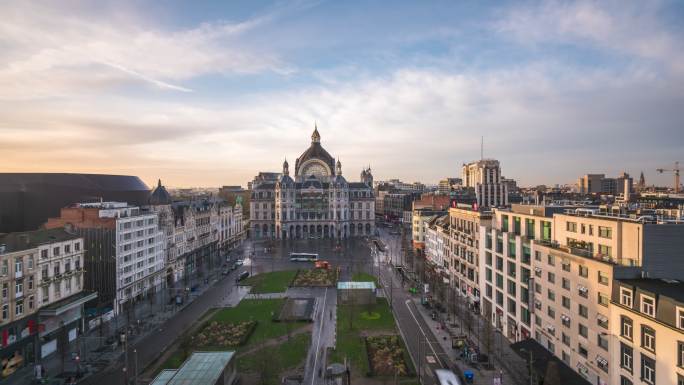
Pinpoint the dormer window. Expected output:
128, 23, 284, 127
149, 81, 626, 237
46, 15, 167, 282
641, 295, 655, 317
620, 287, 633, 307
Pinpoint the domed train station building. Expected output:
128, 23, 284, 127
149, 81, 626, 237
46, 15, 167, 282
249, 126, 375, 239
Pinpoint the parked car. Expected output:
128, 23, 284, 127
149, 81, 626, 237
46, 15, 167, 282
236, 271, 250, 282
221, 269, 230, 276
235, 259, 244, 266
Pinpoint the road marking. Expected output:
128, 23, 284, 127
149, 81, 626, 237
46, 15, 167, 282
405, 299, 444, 368
311, 287, 328, 385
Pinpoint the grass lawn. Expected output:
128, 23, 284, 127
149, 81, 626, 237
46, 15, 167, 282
242, 270, 297, 293
330, 298, 397, 374
351, 272, 382, 288
238, 333, 311, 383
210, 299, 307, 347
159, 299, 307, 372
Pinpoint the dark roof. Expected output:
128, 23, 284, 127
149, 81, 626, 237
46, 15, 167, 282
254, 182, 276, 190
348, 182, 371, 189
0, 228, 80, 253
295, 142, 336, 177
510, 339, 591, 385
618, 278, 684, 304
149, 179, 173, 206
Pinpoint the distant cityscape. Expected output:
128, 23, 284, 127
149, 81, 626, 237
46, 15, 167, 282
0, 126, 682, 385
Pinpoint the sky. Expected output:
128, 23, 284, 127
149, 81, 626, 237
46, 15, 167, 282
1, 0, 683, 188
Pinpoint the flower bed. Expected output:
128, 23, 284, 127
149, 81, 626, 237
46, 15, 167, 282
191, 320, 257, 348
365, 335, 410, 376
291, 269, 336, 287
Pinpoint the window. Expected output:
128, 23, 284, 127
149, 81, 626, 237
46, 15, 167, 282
75, 242, 80, 251
566, 221, 577, 232
28, 276, 33, 290
641, 295, 655, 317
579, 304, 588, 318
598, 271, 609, 285
620, 343, 633, 372
579, 265, 588, 278
598, 333, 608, 350
547, 272, 555, 284
547, 306, 555, 319
507, 261, 516, 278
65, 244, 70, 253
28, 256, 34, 269
678, 307, 684, 330
561, 261, 570, 272
598, 226, 612, 239
547, 254, 555, 266
53, 247, 60, 256
1, 260, 7, 275
562, 296, 571, 309
41, 249, 48, 259
578, 343, 588, 358
621, 316, 633, 340
640, 354, 655, 385
562, 278, 570, 290
579, 324, 588, 338
598, 293, 610, 307
562, 333, 571, 346
598, 244, 612, 257
1, 283, 7, 299
678, 341, 684, 368
641, 326, 655, 352
621, 288, 633, 307
15, 301, 23, 316
547, 289, 555, 301
507, 280, 516, 296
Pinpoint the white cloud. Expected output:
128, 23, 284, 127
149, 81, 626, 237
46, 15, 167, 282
0, 2, 288, 99
495, 1, 684, 74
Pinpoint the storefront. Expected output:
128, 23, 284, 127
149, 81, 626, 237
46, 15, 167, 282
0, 314, 38, 379
38, 291, 96, 360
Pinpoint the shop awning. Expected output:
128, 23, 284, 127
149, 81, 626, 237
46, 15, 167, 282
39, 291, 97, 316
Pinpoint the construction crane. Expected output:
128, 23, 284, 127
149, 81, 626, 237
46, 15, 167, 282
657, 161, 680, 193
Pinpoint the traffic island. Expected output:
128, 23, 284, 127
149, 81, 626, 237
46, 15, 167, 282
329, 298, 417, 383
291, 268, 337, 287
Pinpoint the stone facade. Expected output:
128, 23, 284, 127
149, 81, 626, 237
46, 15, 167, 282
250, 127, 375, 239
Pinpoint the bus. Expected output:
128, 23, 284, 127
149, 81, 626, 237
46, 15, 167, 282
434, 369, 463, 385
289, 252, 319, 262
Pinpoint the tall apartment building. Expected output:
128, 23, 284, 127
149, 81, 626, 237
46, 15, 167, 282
45, 202, 165, 316
450, 207, 491, 310
611, 279, 684, 385
480, 205, 555, 342
0, 228, 94, 379
462, 159, 508, 208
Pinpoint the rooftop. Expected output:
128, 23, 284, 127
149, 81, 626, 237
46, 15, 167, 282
617, 278, 684, 304
149, 351, 235, 385
337, 281, 376, 290
534, 239, 638, 267
0, 228, 80, 254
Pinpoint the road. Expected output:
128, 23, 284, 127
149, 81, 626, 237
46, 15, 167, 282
83, 237, 373, 385
373, 228, 450, 385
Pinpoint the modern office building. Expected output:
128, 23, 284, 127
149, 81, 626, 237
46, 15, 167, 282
45, 202, 164, 316
577, 173, 633, 196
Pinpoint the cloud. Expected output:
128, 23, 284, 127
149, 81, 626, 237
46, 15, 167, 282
0, 2, 289, 99
494, 1, 684, 74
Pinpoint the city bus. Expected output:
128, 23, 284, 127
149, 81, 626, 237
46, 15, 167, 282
289, 252, 319, 262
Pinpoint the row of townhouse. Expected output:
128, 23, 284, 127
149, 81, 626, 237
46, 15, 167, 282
0, 228, 96, 379
421, 202, 684, 385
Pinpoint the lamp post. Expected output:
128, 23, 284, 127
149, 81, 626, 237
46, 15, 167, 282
133, 348, 138, 385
